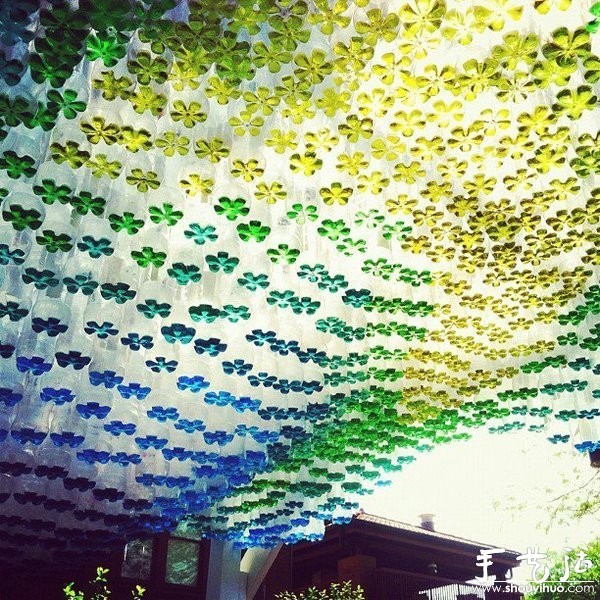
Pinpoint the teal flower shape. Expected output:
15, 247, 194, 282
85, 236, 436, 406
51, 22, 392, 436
184, 223, 218, 245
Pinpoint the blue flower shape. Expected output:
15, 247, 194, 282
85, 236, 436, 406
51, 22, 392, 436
50, 431, 85, 448
135, 474, 155, 486
123, 498, 153, 510
103, 421, 136, 436
0, 243, 25, 266
55, 351, 92, 370
162, 447, 193, 461
16, 355, 52, 375
92, 488, 125, 502
0, 387, 22, 407
273, 379, 292, 394
40, 387, 75, 405
248, 372, 277, 388
117, 382, 151, 399
111, 452, 142, 466
0, 301, 29, 321
177, 375, 210, 393
245, 329, 276, 347
35, 465, 68, 480
11, 428, 47, 445
232, 396, 261, 412
194, 337, 227, 357
76, 449, 111, 465
303, 380, 323, 394
174, 419, 206, 433
63, 274, 99, 295
297, 347, 327, 364
136, 299, 172, 319
147, 406, 179, 422
161, 323, 196, 344
31, 317, 68, 337
121, 332, 154, 351
84, 321, 118, 338
22, 268, 59, 290
0, 342, 15, 358
203, 430, 234, 446
251, 429, 280, 444
222, 359, 253, 376
145, 356, 178, 373
76, 402, 111, 420
280, 425, 309, 441
204, 390, 235, 406
89, 370, 124, 388
257, 406, 281, 420
134, 435, 168, 450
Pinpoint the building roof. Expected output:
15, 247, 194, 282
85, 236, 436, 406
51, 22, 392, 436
353, 512, 521, 560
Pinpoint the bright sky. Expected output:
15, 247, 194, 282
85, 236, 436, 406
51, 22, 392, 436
361, 430, 599, 582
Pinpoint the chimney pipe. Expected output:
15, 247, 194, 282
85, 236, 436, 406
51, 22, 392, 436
419, 513, 435, 531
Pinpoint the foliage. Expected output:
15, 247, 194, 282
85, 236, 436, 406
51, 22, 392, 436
525, 538, 600, 600
275, 581, 365, 600
63, 567, 145, 600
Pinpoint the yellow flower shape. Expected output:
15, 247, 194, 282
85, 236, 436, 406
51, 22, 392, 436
464, 175, 497, 197
204, 75, 241, 105
401, 235, 431, 254
412, 206, 444, 227
336, 152, 369, 175
494, 71, 535, 103
473, 0, 523, 31
419, 180, 452, 203
357, 171, 390, 194
441, 7, 482, 45
333, 37, 375, 72
179, 174, 214, 196
355, 8, 400, 46
394, 71, 430, 106
372, 52, 411, 85
390, 109, 426, 137
338, 114, 373, 141
304, 128, 339, 152
265, 129, 298, 154
473, 108, 510, 137
456, 59, 500, 101
357, 88, 394, 117
393, 161, 425, 184
427, 99, 463, 127
385, 195, 418, 215
437, 158, 467, 182
316, 87, 351, 117
231, 159, 265, 182
228, 110, 264, 136
399, 0, 446, 37
397, 29, 441, 60
533, 0, 571, 14
320, 182, 353, 206
281, 97, 316, 124
255, 181, 287, 204
527, 144, 567, 174
410, 136, 445, 161
289, 152, 323, 176
243, 87, 280, 116
447, 126, 483, 152
293, 49, 333, 85
371, 136, 406, 161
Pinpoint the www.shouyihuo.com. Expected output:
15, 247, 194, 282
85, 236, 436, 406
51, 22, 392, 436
488, 582, 597, 595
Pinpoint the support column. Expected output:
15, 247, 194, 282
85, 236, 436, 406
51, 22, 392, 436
205, 540, 246, 600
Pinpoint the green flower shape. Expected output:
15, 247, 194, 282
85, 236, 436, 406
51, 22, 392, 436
46, 89, 86, 119
205, 252, 239, 274
70, 192, 106, 216
86, 32, 127, 67
168, 263, 202, 285
32, 179, 71, 205
2, 204, 42, 230
108, 212, 145, 235
148, 203, 183, 226
131, 247, 167, 268
36, 230, 73, 253
237, 272, 270, 291
136, 298, 172, 319
77, 236, 114, 258
170, 100, 207, 128
214, 196, 249, 220
266, 244, 301, 264
0, 94, 34, 127
317, 219, 350, 241
184, 223, 218, 245
0, 151, 36, 179
22, 268, 59, 289
128, 51, 170, 85
100, 282, 136, 304
237, 221, 271, 242
542, 27, 591, 67
63, 274, 99, 295
126, 169, 160, 192
286, 203, 318, 223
